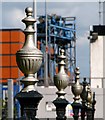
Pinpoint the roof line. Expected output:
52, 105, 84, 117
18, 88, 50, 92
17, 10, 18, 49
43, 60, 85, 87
0, 28, 23, 32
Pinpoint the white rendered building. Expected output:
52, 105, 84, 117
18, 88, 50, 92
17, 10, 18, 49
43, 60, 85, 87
90, 25, 105, 88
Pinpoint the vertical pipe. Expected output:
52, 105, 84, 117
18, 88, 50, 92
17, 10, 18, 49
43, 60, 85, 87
33, 0, 37, 79
8, 79, 14, 119
44, 0, 49, 87
89, 26, 93, 85
50, 60, 54, 83
103, 1, 105, 24
49, 24, 53, 83
67, 44, 70, 74
16, 79, 20, 118
33, 0, 37, 47
10, 31, 11, 79
74, 17, 76, 69
99, 0, 101, 25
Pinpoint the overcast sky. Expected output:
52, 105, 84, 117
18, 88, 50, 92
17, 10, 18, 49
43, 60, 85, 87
1, 1, 103, 78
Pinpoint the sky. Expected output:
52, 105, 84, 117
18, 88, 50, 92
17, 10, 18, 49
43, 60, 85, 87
1, 0, 104, 78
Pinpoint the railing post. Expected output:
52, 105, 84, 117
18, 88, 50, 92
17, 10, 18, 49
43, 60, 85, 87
15, 7, 43, 119
53, 49, 69, 120
71, 67, 83, 120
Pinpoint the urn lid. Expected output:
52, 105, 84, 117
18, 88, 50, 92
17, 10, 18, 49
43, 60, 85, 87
16, 7, 43, 57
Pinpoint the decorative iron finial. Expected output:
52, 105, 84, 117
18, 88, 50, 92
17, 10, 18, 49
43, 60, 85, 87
71, 67, 83, 103
80, 78, 88, 120
54, 49, 69, 99
87, 85, 92, 108
16, 7, 43, 92
53, 49, 69, 120
15, 7, 43, 119
86, 85, 93, 119
80, 78, 88, 102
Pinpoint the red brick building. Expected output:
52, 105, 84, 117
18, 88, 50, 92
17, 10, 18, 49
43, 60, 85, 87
0, 29, 24, 84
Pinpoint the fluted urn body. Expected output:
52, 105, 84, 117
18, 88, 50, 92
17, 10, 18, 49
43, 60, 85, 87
16, 7, 43, 92
71, 67, 83, 102
54, 49, 69, 98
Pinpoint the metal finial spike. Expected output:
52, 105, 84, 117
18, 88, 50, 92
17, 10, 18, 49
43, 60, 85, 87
87, 84, 91, 91
75, 67, 80, 80
82, 77, 87, 86
75, 67, 80, 74
87, 84, 91, 94
25, 7, 33, 16
58, 49, 66, 60
76, 67, 79, 70
84, 77, 86, 82
60, 49, 65, 55
22, 7, 35, 34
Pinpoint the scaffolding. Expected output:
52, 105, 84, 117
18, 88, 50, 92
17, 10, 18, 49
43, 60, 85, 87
37, 14, 76, 86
